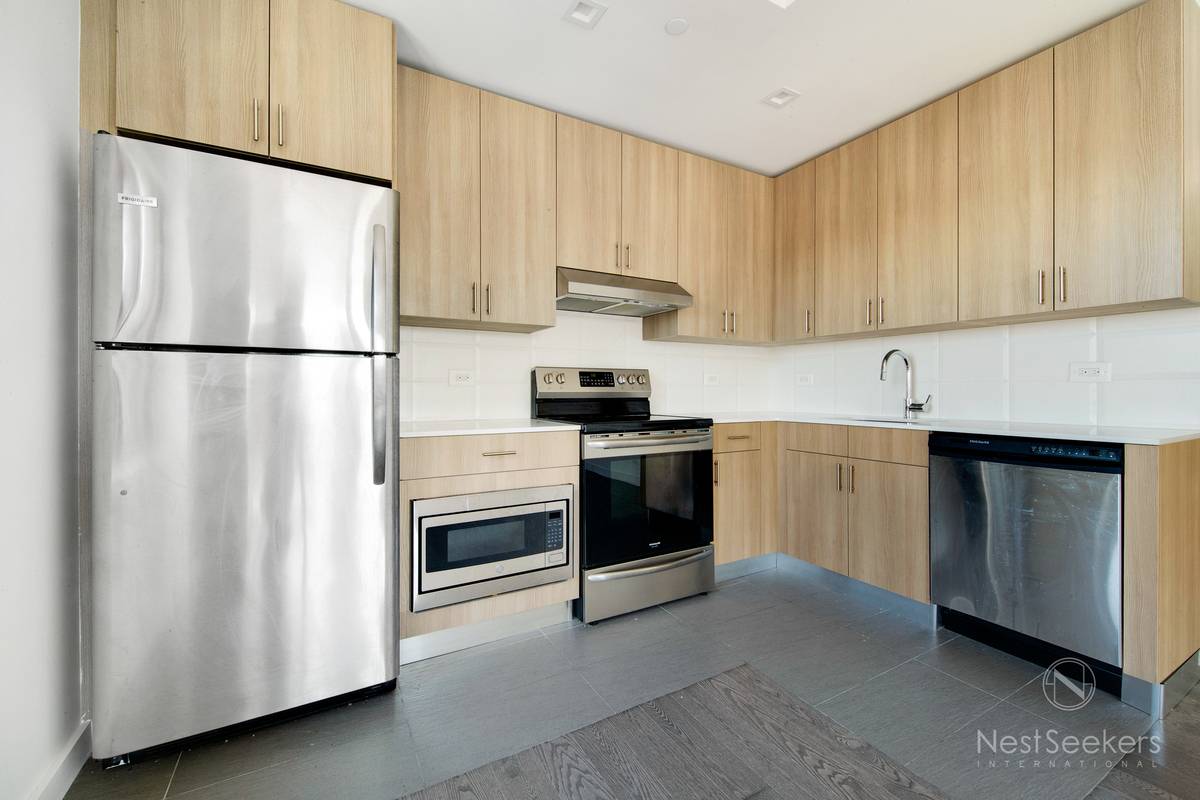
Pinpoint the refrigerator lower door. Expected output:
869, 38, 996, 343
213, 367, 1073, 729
91, 349, 397, 758
91, 134, 397, 354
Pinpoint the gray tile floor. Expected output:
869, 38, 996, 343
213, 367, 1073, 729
66, 564, 1187, 800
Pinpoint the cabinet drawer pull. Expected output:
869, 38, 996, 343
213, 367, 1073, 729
277, 104, 284, 147
836, 463, 843, 492
253, 98, 260, 142
727, 435, 751, 441
482, 450, 517, 457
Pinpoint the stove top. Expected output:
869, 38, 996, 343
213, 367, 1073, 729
530, 367, 712, 434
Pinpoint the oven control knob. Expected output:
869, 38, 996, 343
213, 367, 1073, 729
617, 375, 626, 384
636, 375, 646, 385
542, 372, 553, 385
554, 373, 566, 385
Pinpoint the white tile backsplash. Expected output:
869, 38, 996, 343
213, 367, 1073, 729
398, 308, 1200, 428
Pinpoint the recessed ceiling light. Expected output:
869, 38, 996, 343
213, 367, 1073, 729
563, 0, 608, 30
762, 87, 801, 108
664, 17, 689, 36
766, 0, 798, 8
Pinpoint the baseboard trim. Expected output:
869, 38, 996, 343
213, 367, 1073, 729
715, 553, 777, 582
35, 720, 90, 800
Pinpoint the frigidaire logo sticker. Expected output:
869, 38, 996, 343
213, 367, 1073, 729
117, 193, 158, 208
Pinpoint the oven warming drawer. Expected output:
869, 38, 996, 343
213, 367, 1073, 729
577, 546, 715, 624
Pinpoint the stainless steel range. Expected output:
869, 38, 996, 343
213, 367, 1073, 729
532, 367, 715, 623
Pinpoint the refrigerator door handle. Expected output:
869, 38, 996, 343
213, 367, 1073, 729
371, 354, 387, 486
370, 224, 387, 353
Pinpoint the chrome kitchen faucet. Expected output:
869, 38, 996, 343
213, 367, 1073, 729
880, 349, 932, 420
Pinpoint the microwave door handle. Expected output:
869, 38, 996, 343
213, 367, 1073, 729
370, 223, 386, 352
371, 354, 386, 485
586, 547, 713, 582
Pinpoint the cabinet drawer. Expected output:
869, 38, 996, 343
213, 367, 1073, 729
714, 423, 761, 452
784, 423, 848, 456
399, 431, 579, 480
848, 427, 928, 467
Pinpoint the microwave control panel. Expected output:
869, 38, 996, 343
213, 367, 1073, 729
546, 510, 566, 564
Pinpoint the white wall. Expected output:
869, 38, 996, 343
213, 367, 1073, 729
402, 306, 1200, 430
0, 1, 85, 798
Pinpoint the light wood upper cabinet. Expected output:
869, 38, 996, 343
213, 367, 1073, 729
785, 450, 848, 575
774, 162, 816, 342
556, 116, 622, 275
621, 135, 679, 283
714, 449, 764, 566
116, 0, 270, 155
1054, 0, 1187, 311
729, 170, 774, 343
816, 132, 878, 337
395, 66, 481, 324
480, 92, 557, 328
847, 459, 929, 603
877, 95, 958, 330
269, 0, 393, 180
959, 51, 1054, 322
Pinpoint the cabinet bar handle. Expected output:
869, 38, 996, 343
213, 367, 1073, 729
472, 282, 477, 314
277, 104, 284, 147
866, 298, 873, 328
616, 242, 620, 270
1059, 268, 1067, 304
482, 450, 517, 457
731, 311, 737, 335
714, 459, 719, 486
878, 296, 885, 326
1038, 270, 1045, 305
727, 435, 751, 440
805, 308, 811, 335
625, 243, 630, 271
253, 98, 260, 142
722, 310, 728, 333
849, 464, 856, 494
486, 284, 492, 316
836, 463, 843, 492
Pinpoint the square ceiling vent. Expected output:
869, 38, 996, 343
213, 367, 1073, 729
563, 0, 608, 30
762, 87, 801, 108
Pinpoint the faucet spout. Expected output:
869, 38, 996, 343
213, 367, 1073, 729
879, 349, 929, 419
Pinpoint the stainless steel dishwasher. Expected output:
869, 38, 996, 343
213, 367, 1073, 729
929, 433, 1123, 667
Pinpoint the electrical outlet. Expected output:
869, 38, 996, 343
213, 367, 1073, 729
796, 374, 815, 386
1069, 362, 1111, 383
448, 370, 475, 386
703, 373, 719, 386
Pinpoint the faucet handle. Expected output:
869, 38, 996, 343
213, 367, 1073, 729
908, 394, 933, 413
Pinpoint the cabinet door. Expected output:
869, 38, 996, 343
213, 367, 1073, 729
959, 51, 1054, 322
785, 451, 847, 574
270, 0, 393, 179
557, 116, 622, 274
621, 135, 679, 282
729, 170, 774, 343
1054, 0, 1182, 310
674, 153, 732, 339
480, 93, 557, 328
816, 133, 878, 337
395, 67, 480, 323
116, 0, 269, 155
877, 95, 958, 330
713, 450, 763, 565
847, 459, 929, 603
774, 162, 816, 341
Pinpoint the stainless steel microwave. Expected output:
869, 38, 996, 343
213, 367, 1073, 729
411, 484, 573, 612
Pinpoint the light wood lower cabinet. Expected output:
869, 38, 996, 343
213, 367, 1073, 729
713, 449, 764, 565
846, 459, 930, 603
785, 450, 848, 574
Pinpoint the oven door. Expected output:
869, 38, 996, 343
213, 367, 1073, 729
412, 486, 572, 612
581, 430, 713, 570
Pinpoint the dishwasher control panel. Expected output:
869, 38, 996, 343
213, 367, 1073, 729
1029, 443, 1121, 462
931, 432, 1123, 467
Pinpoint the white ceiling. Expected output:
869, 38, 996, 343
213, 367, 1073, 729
355, 0, 1141, 176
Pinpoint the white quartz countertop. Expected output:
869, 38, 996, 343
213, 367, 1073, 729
396, 419, 580, 439
699, 411, 1200, 446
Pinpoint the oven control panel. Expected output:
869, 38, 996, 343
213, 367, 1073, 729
533, 367, 651, 397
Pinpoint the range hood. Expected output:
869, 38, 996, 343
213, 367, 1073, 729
555, 267, 693, 317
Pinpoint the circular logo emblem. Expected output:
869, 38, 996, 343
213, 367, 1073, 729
1042, 658, 1096, 711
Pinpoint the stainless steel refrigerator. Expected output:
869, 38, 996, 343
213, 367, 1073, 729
89, 135, 398, 760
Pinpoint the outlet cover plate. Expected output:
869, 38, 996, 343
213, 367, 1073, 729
449, 370, 475, 386
1069, 362, 1112, 382
703, 373, 719, 386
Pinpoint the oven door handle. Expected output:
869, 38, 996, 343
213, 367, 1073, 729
586, 546, 713, 582
585, 434, 711, 450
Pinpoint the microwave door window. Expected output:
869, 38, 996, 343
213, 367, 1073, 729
426, 514, 545, 573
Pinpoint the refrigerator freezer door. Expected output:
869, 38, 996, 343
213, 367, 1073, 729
91, 135, 397, 354
91, 349, 397, 758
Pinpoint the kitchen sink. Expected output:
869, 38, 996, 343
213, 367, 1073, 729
849, 417, 932, 426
